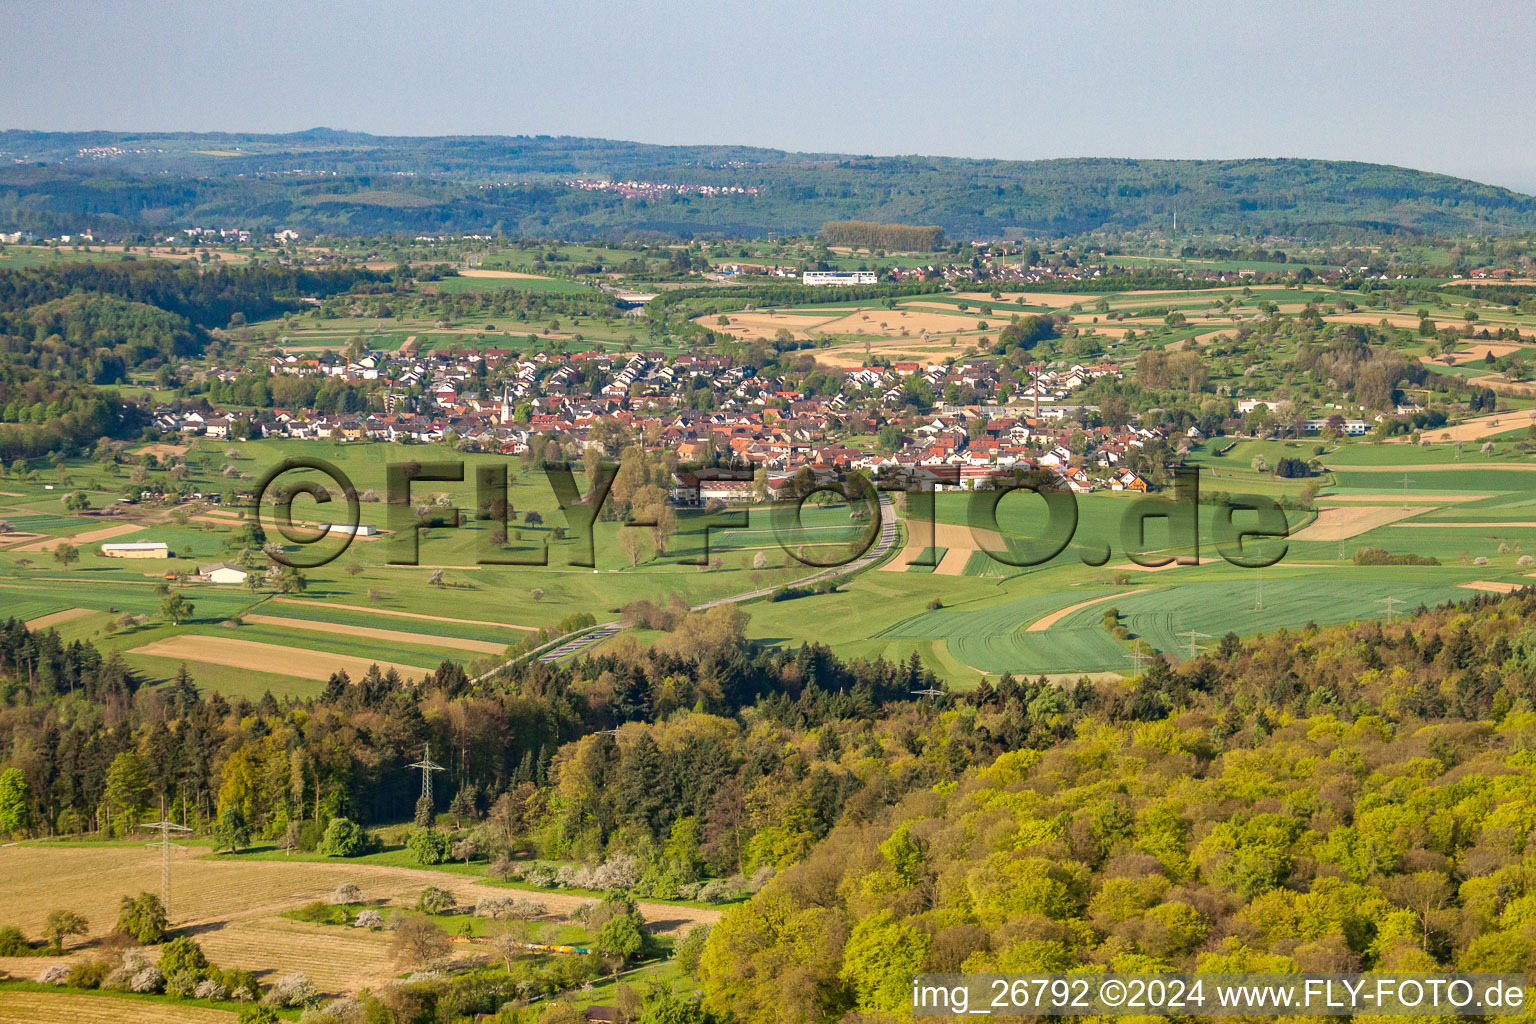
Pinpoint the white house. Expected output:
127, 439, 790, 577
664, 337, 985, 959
199, 562, 249, 584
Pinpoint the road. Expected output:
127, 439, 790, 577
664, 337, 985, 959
471, 493, 900, 677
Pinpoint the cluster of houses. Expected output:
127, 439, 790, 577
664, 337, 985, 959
562, 179, 758, 198
151, 342, 1192, 496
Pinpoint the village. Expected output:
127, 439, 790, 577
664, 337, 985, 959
145, 343, 1212, 498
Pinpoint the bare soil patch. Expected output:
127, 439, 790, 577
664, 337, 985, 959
1290, 505, 1428, 541
1388, 410, 1535, 443
458, 268, 555, 280
1459, 580, 1523, 594
0, 992, 234, 1023
956, 290, 1089, 307
932, 548, 972, 575
1422, 342, 1527, 366
23, 607, 96, 630
16, 523, 143, 552
131, 443, 189, 459
128, 635, 427, 682
271, 598, 537, 631
241, 612, 509, 655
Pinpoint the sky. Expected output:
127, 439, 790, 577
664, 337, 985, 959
6, 0, 1536, 193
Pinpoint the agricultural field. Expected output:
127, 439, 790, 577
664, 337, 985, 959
0, 842, 718, 999
9, 424, 1536, 690
0, 438, 873, 698
0, 992, 236, 1023
746, 437, 1536, 682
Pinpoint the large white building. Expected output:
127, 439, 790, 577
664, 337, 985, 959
802, 270, 878, 286
101, 541, 169, 559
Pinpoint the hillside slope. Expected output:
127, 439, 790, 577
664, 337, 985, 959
3, 130, 1534, 238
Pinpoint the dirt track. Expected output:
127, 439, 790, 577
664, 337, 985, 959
1027, 593, 1119, 632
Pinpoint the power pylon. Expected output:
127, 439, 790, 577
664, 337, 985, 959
142, 803, 192, 920
1178, 629, 1211, 660
1255, 567, 1264, 611
1379, 596, 1405, 625
408, 743, 445, 819
911, 687, 947, 705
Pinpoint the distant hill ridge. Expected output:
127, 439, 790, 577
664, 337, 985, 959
1, 129, 1533, 239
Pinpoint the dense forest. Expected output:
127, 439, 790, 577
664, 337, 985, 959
0, 261, 376, 459
4, 130, 1536, 239
1, 583, 1536, 1019
820, 221, 945, 251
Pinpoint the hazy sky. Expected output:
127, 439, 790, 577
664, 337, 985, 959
7, 0, 1536, 192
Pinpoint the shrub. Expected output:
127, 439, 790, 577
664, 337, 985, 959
130, 965, 165, 993
674, 924, 710, 975
65, 960, 109, 989
238, 1007, 280, 1023
475, 895, 515, 919
35, 963, 69, 985
292, 901, 351, 925
416, 886, 456, 914
0, 925, 32, 956
115, 892, 167, 944
166, 968, 202, 998
319, 817, 369, 857
695, 879, 737, 903
194, 977, 230, 1000
1352, 546, 1439, 567
588, 853, 641, 890
406, 827, 452, 866
159, 936, 209, 980
261, 972, 318, 1008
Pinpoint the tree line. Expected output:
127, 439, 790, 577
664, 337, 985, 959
819, 221, 945, 251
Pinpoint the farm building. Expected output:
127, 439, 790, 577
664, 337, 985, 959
326, 522, 379, 537
802, 270, 878, 286
101, 541, 169, 559
199, 562, 249, 584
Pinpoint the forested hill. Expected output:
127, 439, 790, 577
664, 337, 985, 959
3, 129, 1535, 239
